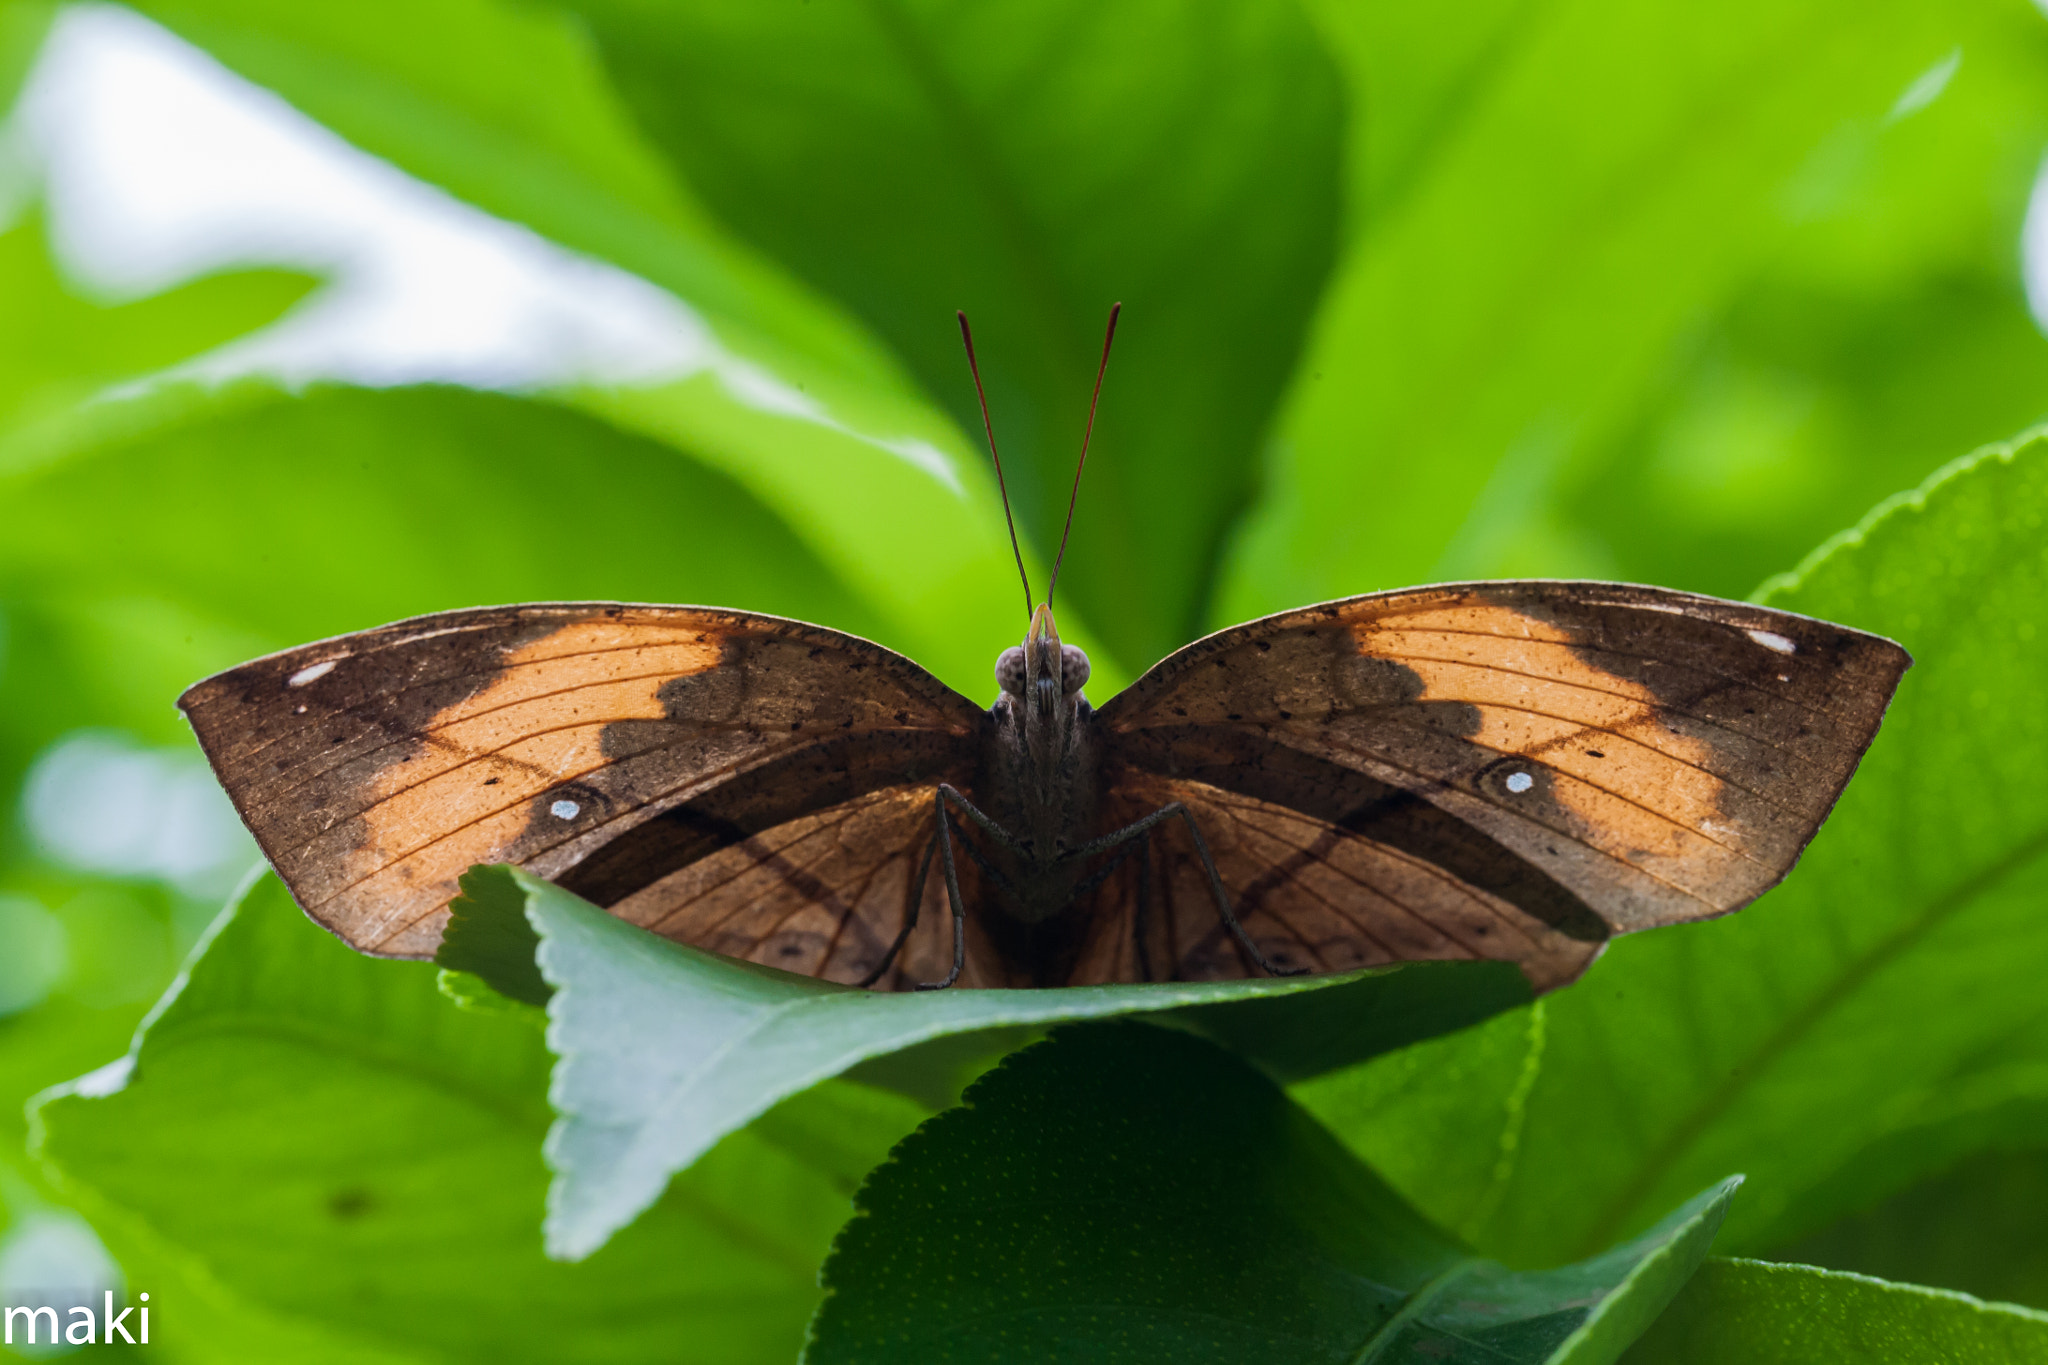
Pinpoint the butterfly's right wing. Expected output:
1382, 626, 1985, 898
1058, 771, 1603, 990
1083, 581, 1909, 990
180, 603, 990, 984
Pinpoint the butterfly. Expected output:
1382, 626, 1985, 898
180, 308, 1910, 993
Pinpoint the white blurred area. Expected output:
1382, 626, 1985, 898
3, 3, 733, 389
2, 3, 967, 458
20, 730, 252, 898
0, 1199, 122, 1328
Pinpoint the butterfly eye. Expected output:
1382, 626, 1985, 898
996, 647, 1027, 695
1060, 645, 1090, 694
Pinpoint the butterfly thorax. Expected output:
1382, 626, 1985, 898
985, 605, 1099, 924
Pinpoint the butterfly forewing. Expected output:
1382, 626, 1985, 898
180, 604, 986, 961
1093, 581, 1910, 958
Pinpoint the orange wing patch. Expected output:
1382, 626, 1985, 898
338, 623, 720, 948
1353, 603, 1753, 902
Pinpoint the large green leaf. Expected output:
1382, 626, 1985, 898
807, 1023, 1736, 1365
1221, 0, 2048, 622
567, 0, 1343, 673
453, 867, 1525, 1260
31, 873, 931, 1364
0, 213, 315, 441
1770, 1131, 2048, 1311
119, 0, 1109, 695
1294, 431, 2048, 1261
1621, 1258, 2048, 1363
0, 382, 881, 665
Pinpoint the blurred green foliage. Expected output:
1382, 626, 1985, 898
2, 0, 2048, 1359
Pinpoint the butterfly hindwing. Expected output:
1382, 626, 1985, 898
601, 778, 1029, 989
1062, 773, 1604, 990
1089, 581, 1909, 981
180, 604, 986, 961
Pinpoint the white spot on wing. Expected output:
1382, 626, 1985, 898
1505, 771, 1534, 794
550, 799, 581, 820
1746, 629, 1797, 655
289, 659, 337, 686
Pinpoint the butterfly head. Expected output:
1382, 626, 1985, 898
998, 603, 1089, 714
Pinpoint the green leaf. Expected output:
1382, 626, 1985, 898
1, 1151, 429, 1365
471, 866, 1524, 1261
1621, 1258, 2048, 1363
567, 0, 1344, 672
806, 1023, 1737, 1365
0, 1, 56, 120
1295, 431, 2048, 1262
0, 212, 317, 440
1221, 0, 2048, 621
31, 873, 932, 1364
119, 0, 1110, 696
1292, 999, 1552, 1247
1770, 1134, 2048, 1312
1555, 4, 2048, 604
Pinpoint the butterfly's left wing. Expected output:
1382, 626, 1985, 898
180, 603, 989, 981
1082, 580, 1910, 989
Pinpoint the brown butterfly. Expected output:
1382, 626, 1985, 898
180, 308, 1909, 993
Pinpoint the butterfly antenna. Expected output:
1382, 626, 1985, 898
958, 311, 1035, 622
1046, 301, 1120, 611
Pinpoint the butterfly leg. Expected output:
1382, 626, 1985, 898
1134, 831, 1154, 983
1066, 804, 1307, 978
911, 784, 1035, 990
914, 790, 974, 990
856, 831, 938, 989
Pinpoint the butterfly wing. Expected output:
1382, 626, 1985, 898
596, 777, 1020, 989
180, 604, 988, 980
1059, 773, 1603, 990
1086, 580, 1910, 987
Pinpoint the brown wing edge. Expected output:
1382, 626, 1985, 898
176, 601, 984, 719
1098, 579, 1912, 724
176, 602, 989, 959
